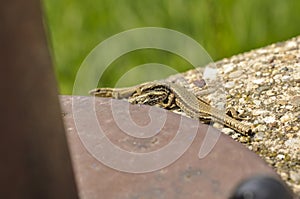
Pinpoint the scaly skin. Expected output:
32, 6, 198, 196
90, 81, 252, 135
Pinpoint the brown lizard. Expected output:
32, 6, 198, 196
89, 81, 252, 135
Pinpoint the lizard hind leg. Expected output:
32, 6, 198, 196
226, 107, 248, 120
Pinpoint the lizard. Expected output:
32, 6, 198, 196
89, 81, 252, 135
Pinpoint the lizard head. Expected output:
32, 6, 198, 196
89, 88, 113, 98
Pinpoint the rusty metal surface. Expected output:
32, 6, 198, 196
0, 1, 78, 198
61, 95, 281, 199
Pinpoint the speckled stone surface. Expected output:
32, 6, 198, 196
165, 36, 300, 196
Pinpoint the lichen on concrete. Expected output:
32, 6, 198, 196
166, 36, 300, 196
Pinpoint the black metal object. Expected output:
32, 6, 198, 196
0, 1, 78, 198
229, 175, 294, 199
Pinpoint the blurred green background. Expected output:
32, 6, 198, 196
43, 0, 300, 94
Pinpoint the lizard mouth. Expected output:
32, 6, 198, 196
89, 88, 101, 95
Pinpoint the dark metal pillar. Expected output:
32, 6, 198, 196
0, 1, 78, 198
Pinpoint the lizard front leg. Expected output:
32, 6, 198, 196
159, 93, 176, 109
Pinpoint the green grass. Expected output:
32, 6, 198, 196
43, 0, 300, 94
